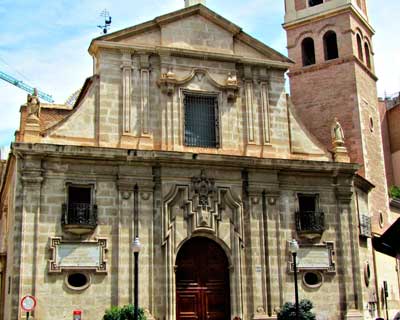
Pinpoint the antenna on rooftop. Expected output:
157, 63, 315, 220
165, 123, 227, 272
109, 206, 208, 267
98, 9, 112, 35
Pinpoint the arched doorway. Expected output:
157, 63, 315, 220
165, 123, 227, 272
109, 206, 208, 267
176, 237, 231, 320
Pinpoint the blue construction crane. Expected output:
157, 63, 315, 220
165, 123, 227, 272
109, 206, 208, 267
0, 70, 54, 103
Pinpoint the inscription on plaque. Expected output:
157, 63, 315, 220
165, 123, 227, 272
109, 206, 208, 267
288, 242, 335, 273
298, 247, 330, 269
49, 237, 107, 273
57, 244, 101, 267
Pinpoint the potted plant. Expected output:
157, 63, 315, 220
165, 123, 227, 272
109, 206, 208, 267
277, 299, 316, 320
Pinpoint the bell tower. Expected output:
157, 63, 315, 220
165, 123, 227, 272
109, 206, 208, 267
283, 0, 388, 230
284, 1, 399, 319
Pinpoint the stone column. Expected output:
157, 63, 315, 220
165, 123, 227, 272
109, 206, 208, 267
18, 155, 43, 319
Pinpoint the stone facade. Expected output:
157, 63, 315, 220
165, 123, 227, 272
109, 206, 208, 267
284, 0, 400, 318
0, 3, 387, 320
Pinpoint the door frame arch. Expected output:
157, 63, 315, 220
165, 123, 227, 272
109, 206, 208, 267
163, 185, 246, 320
175, 235, 231, 320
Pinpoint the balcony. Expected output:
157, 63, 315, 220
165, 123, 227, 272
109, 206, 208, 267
295, 210, 325, 238
61, 202, 98, 235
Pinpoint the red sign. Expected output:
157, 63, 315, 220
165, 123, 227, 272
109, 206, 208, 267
20, 295, 37, 312
73, 310, 82, 320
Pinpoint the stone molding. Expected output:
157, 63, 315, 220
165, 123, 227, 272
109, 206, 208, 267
157, 68, 239, 101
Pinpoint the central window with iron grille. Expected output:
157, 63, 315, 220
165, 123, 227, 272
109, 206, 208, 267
295, 193, 325, 235
184, 93, 219, 148
61, 184, 97, 234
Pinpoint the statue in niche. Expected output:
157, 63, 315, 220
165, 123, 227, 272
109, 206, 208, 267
331, 117, 345, 147
27, 88, 41, 118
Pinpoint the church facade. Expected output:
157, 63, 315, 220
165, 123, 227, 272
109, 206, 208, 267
0, 1, 398, 320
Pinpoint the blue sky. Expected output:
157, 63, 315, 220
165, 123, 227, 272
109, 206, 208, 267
0, 0, 399, 150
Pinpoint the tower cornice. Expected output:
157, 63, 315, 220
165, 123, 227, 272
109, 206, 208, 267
283, 3, 374, 35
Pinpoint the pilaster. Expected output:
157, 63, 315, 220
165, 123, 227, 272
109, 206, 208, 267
19, 155, 43, 319
335, 175, 363, 320
120, 50, 134, 134
116, 165, 154, 310
264, 191, 281, 319
139, 53, 151, 136
247, 170, 281, 320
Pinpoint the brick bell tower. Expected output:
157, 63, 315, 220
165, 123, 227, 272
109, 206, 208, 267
284, 3, 400, 318
283, 0, 390, 233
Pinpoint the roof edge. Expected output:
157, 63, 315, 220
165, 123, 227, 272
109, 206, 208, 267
90, 41, 293, 70
88, 4, 291, 65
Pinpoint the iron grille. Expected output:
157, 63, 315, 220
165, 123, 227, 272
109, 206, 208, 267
295, 210, 325, 234
61, 203, 98, 227
184, 94, 219, 148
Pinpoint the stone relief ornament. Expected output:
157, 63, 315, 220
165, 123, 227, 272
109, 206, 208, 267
157, 68, 239, 101
191, 169, 216, 208
191, 169, 216, 226
226, 72, 238, 86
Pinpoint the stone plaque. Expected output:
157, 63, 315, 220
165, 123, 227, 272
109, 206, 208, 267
49, 237, 107, 273
288, 242, 335, 273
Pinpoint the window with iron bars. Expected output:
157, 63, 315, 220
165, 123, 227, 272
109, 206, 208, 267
184, 93, 219, 148
296, 193, 325, 234
62, 185, 97, 227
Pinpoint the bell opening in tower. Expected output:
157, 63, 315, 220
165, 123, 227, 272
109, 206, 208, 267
309, 0, 323, 7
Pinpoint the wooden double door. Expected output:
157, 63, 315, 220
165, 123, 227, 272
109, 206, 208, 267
176, 237, 231, 320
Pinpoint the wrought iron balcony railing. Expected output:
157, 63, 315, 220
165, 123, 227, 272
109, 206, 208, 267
61, 202, 98, 229
295, 210, 325, 234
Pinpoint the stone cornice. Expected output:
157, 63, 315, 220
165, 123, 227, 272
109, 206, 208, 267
288, 55, 378, 81
12, 143, 359, 175
390, 198, 400, 210
89, 41, 292, 70
354, 174, 375, 193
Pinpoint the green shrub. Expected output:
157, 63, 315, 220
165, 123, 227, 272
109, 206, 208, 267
277, 299, 316, 320
389, 185, 400, 199
103, 305, 146, 320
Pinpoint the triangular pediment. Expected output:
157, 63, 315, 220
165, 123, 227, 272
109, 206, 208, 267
91, 4, 291, 63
